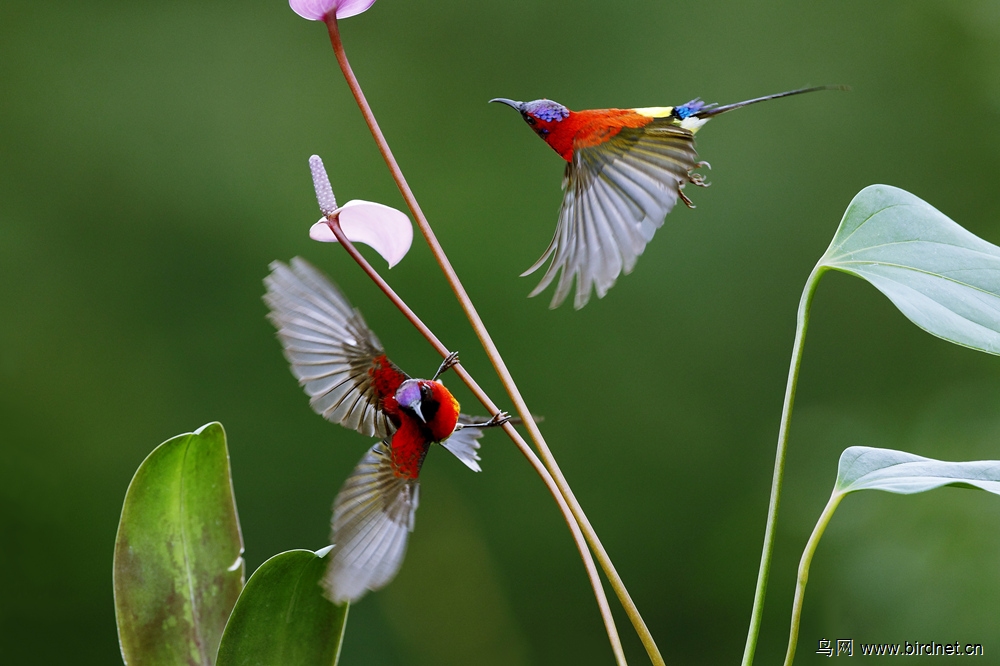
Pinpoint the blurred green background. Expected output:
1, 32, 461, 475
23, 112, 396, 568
3, 0, 1000, 663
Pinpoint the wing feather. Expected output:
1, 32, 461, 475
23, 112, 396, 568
578, 183, 607, 302
592, 176, 643, 273
264, 258, 404, 438
525, 123, 700, 308
585, 181, 624, 303
438, 415, 488, 472
324, 441, 419, 603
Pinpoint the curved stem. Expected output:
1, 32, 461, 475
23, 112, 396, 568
741, 265, 826, 666
324, 16, 659, 666
783, 492, 844, 666
324, 217, 626, 664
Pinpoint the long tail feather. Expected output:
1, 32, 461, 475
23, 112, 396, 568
694, 85, 848, 119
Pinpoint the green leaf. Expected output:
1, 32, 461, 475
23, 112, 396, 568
216, 548, 349, 666
834, 446, 1000, 496
114, 422, 245, 666
820, 184, 1000, 354
783, 446, 1000, 665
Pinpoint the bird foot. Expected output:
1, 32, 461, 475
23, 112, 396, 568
688, 161, 711, 188
461, 411, 512, 429
485, 411, 512, 428
678, 186, 696, 209
432, 351, 460, 381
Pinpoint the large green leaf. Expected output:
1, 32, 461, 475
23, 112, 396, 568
820, 184, 1000, 354
835, 446, 1000, 496
114, 422, 245, 666
216, 548, 349, 666
783, 446, 1000, 666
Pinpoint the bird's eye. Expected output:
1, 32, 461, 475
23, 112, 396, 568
526, 116, 537, 126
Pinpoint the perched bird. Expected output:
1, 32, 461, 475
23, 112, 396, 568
264, 258, 508, 603
491, 86, 841, 309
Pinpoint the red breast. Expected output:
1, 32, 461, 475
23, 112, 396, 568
390, 417, 430, 479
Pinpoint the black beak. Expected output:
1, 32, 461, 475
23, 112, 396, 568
403, 395, 427, 424
489, 98, 524, 112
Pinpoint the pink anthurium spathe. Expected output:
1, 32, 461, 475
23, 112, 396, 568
307, 155, 413, 268
289, 0, 376, 21
309, 201, 413, 269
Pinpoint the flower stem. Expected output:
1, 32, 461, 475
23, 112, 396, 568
324, 217, 626, 665
323, 15, 659, 665
783, 492, 843, 666
741, 265, 826, 666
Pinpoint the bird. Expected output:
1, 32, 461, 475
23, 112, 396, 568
264, 257, 509, 603
491, 86, 842, 309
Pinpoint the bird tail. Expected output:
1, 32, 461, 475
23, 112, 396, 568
694, 85, 849, 119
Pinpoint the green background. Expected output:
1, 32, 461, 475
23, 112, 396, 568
3, 0, 999, 663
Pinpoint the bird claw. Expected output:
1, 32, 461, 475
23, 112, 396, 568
459, 411, 512, 429
485, 411, 512, 428
678, 186, 696, 209
688, 162, 711, 188
688, 173, 709, 188
432, 351, 460, 381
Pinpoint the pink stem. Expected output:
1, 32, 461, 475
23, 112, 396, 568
324, 217, 624, 662
322, 15, 662, 665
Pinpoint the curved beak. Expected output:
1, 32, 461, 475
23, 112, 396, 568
489, 98, 524, 112
408, 400, 427, 424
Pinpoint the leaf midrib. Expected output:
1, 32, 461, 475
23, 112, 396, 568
828, 259, 1000, 306
179, 436, 209, 666
829, 237, 1000, 262
825, 200, 911, 253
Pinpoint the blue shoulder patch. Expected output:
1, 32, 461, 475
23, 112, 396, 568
523, 99, 570, 123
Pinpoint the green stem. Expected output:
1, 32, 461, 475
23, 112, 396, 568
741, 264, 827, 666
783, 492, 844, 666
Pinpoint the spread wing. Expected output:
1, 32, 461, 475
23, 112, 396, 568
525, 122, 700, 309
324, 440, 419, 603
264, 257, 407, 439
439, 415, 488, 472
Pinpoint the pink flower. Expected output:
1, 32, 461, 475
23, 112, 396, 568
289, 0, 376, 21
307, 155, 413, 268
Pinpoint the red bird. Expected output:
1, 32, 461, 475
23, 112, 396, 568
492, 86, 839, 309
264, 258, 508, 603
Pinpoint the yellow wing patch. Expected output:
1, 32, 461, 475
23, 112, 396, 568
632, 106, 710, 133
632, 106, 675, 118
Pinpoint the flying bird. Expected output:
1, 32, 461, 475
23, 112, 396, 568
491, 86, 841, 309
264, 258, 509, 603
